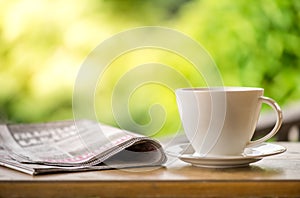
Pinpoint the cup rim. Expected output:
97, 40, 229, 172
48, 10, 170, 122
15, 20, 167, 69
176, 86, 264, 92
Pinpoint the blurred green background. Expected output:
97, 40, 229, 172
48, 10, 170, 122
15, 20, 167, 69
0, 0, 299, 137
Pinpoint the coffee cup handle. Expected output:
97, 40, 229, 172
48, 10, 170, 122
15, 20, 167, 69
247, 96, 283, 147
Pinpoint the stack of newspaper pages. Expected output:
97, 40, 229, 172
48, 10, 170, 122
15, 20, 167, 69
0, 120, 166, 175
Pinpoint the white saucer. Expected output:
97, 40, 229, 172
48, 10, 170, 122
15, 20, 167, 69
165, 143, 286, 168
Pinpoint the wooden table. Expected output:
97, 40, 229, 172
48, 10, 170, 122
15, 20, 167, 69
0, 142, 299, 197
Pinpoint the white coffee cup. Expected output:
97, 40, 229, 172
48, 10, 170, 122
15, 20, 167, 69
176, 87, 283, 157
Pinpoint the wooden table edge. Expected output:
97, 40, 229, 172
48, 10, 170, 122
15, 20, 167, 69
1, 180, 300, 197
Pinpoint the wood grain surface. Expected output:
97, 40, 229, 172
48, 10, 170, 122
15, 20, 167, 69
0, 142, 299, 197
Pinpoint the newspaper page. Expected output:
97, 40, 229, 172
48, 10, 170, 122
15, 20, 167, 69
0, 120, 166, 175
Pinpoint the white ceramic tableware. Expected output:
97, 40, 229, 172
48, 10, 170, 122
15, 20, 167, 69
176, 87, 283, 157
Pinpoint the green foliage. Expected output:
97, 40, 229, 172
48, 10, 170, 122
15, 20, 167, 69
176, 0, 300, 104
0, 0, 299, 137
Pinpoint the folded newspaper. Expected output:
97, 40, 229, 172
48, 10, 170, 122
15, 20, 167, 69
0, 120, 167, 175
